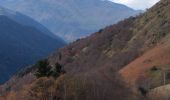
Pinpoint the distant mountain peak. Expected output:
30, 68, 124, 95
0, 0, 140, 42
0, 6, 16, 15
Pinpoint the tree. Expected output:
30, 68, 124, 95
35, 59, 65, 79
51, 62, 63, 78
35, 59, 51, 78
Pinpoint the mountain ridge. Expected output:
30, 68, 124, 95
0, 0, 140, 42
0, 9, 66, 84
0, 6, 64, 41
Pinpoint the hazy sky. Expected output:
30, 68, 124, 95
109, 0, 160, 10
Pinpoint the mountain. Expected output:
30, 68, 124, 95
0, 6, 63, 40
0, 7, 66, 84
1, 0, 169, 100
0, 0, 140, 42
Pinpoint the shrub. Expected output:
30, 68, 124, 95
150, 66, 159, 71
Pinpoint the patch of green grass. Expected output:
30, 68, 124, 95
146, 66, 163, 89
146, 65, 170, 89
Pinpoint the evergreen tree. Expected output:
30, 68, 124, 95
35, 60, 65, 78
35, 59, 51, 78
51, 62, 63, 78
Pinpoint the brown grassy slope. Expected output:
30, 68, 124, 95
0, 75, 137, 100
119, 0, 170, 86
120, 36, 170, 85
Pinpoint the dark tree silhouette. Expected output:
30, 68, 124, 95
35, 59, 51, 78
51, 62, 64, 78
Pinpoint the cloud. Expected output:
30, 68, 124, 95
109, 0, 160, 10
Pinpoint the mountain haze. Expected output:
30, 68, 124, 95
0, 7, 65, 84
0, 6, 61, 39
0, 0, 140, 42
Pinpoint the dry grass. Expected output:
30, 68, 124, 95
148, 84, 170, 100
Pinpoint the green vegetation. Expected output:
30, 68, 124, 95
98, 29, 103, 33
147, 66, 162, 89
35, 59, 65, 78
34, 59, 51, 78
51, 63, 65, 78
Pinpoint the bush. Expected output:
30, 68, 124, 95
150, 66, 159, 71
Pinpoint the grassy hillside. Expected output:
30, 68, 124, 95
120, 0, 170, 91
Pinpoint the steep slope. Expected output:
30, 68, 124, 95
0, 0, 140, 42
119, 0, 170, 87
120, 40, 170, 85
0, 15, 65, 84
0, 0, 169, 100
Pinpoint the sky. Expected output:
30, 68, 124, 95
109, 0, 160, 10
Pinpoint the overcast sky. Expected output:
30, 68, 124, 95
109, 0, 160, 10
